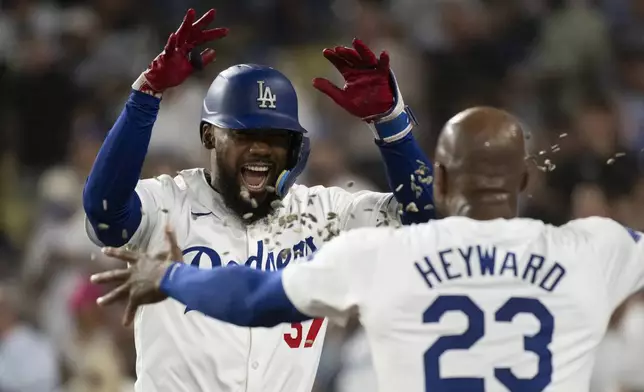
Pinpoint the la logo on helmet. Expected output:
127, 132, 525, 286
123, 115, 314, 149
257, 80, 277, 109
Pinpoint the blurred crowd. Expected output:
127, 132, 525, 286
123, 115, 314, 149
1, 0, 644, 391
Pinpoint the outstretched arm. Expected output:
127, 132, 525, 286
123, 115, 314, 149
83, 9, 227, 247
161, 265, 310, 327
159, 228, 380, 326
313, 40, 434, 225
93, 227, 384, 328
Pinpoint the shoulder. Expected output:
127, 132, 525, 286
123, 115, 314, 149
282, 184, 340, 209
136, 168, 203, 197
559, 217, 628, 239
560, 217, 641, 246
287, 183, 386, 206
288, 184, 338, 198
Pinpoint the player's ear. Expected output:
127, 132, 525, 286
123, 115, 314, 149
201, 123, 215, 149
433, 162, 447, 202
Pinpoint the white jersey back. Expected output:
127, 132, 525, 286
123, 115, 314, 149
282, 216, 644, 392
86, 168, 397, 392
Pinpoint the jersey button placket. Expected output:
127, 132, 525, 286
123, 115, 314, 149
246, 224, 263, 392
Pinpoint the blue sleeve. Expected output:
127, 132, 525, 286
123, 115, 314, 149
376, 133, 435, 224
159, 263, 312, 327
82, 91, 159, 246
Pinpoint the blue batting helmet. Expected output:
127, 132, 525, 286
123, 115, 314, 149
201, 64, 310, 197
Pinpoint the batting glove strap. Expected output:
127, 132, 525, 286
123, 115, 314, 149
366, 71, 418, 143
132, 73, 163, 99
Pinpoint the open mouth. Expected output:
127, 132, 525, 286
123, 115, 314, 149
240, 163, 272, 192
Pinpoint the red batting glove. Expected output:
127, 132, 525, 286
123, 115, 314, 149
132, 8, 228, 97
312, 38, 393, 121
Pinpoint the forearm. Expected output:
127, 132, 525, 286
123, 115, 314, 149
160, 263, 311, 327
82, 91, 159, 246
376, 131, 435, 225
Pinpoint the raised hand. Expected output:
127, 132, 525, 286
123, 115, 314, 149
91, 226, 184, 326
313, 38, 393, 121
134, 8, 229, 96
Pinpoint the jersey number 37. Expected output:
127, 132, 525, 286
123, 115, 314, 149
424, 295, 554, 391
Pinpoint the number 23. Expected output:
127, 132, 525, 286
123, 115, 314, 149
424, 295, 554, 391
284, 319, 325, 348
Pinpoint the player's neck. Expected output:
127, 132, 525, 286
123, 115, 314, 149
204, 170, 220, 194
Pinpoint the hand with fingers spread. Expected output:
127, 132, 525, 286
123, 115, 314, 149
133, 8, 229, 97
313, 38, 417, 143
313, 38, 393, 120
91, 226, 184, 326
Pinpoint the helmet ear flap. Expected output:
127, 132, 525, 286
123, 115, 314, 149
276, 136, 310, 197
287, 133, 303, 169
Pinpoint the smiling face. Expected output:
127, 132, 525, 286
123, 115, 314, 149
202, 124, 290, 220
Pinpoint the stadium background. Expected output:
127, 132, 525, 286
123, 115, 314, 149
1, 0, 644, 390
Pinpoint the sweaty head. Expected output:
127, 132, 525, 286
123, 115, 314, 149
202, 123, 290, 221
433, 107, 528, 220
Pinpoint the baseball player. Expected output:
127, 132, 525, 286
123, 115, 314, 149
94, 107, 644, 391
83, 8, 435, 392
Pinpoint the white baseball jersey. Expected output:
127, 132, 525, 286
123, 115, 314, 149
86, 168, 398, 392
282, 216, 644, 392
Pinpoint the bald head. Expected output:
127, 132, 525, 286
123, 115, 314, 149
433, 107, 528, 220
